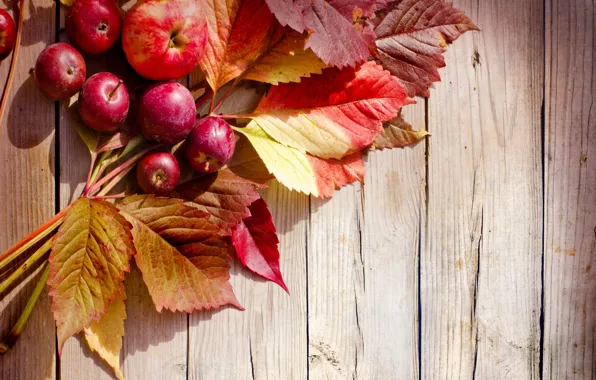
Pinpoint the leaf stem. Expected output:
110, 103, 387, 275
195, 87, 213, 110
0, 238, 52, 295
0, 207, 68, 273
0, 0, 26, 131
0, 263, 50, 354
82, 152, 98, 195
87, 145, 160, 196
216, 114, 241, 120
211, 81, 239, 115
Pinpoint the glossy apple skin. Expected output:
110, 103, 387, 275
34, 43, 86, 101
66, 0, 123, 55
136, 152, 180, 195
122, 0, 207, 80
78, 72, 129, 132
0, 9, 16, 61
138, 82, 196, 144
185, 117, 236, 174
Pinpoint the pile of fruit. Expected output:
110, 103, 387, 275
32, 0, 234, 195
0, 0, 476, 377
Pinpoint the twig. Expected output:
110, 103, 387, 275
0, 263, 50, 354
0, 238, 52, 295
0, 207, 68, 272
0, 0, 26, 130
86, 145, 160, 196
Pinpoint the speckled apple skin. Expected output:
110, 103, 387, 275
78, 72, 129, 132
122, 0, 208, 80
66, 0, 123, 55
0, 9, 16, 61
34, 43, 87, 101
138, 82, 196, 144
136, 152, 180, 196
185, 117, 236, 174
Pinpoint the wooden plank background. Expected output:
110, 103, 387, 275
0, 0, 594, 379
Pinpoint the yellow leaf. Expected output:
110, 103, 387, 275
48, 198, 134, 353
60, 0, 74, 6
234, 124, 318, 195
242, 32, 326, 85
84, 289, 127, 380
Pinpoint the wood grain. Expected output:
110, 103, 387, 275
306, 103, 425, 379
544, 0, 596, 378
0, 1, 57, 379
422, 0, 544, 378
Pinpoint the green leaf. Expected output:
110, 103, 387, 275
67, 94, 100, 157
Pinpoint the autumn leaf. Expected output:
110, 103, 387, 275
97, 131, 136, 154
84, 289, 127, 380
227, 134, 274, 184
173, 169, 263, 229
232, 199, 288, 292
235, 123, 364, 197
375, 0, 479, 98
241, 29, 327, 85
119, 196, 242, 312
242, 61, 412, 159
48, 198, 134, 353
264, 0, 388, 68
374, 114, 429, 149
198, 0, 324, 92
67, 94, 100, 156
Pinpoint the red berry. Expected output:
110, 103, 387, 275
66, 0, 123, 55
136, 152, 180, 196
78, 72, 129, 132
185, 117, 236, 174
138, 82, 196, 144
34, 43, 86, 101
0, 9, 16, 61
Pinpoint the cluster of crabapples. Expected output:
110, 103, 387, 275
16, 0, 235, 195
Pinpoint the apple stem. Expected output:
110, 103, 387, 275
0, 263, 50, 354
0, 0, 27, 131
0, 207, 68, 273
87, 144, 161, 196
108, 80, 124, 100
0, 238, 52, 296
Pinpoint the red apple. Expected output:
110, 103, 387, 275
185, 117, 236, 174
0, 9, 16, 61
66, 0, 123, 55
136, 152, 180, 195
122, 0, 207, 80
34, 43, 86, 101
78, 72, 129, 132
138, 82, 196, 144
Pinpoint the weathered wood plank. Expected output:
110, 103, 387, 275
422, 0, 543, 378
544, 0, 596, 378
307, 103, 425, 379
0, 1, 57, 379
189, 181, 308, 379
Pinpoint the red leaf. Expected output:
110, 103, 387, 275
375, 0, 478, 97
308, 151, 365, 198
245, 61, 413, 159
173, 169, 263, 229
231, 199, 288, 292
265, 0, 388, 68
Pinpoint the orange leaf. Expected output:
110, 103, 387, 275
119, 196, 242, 312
